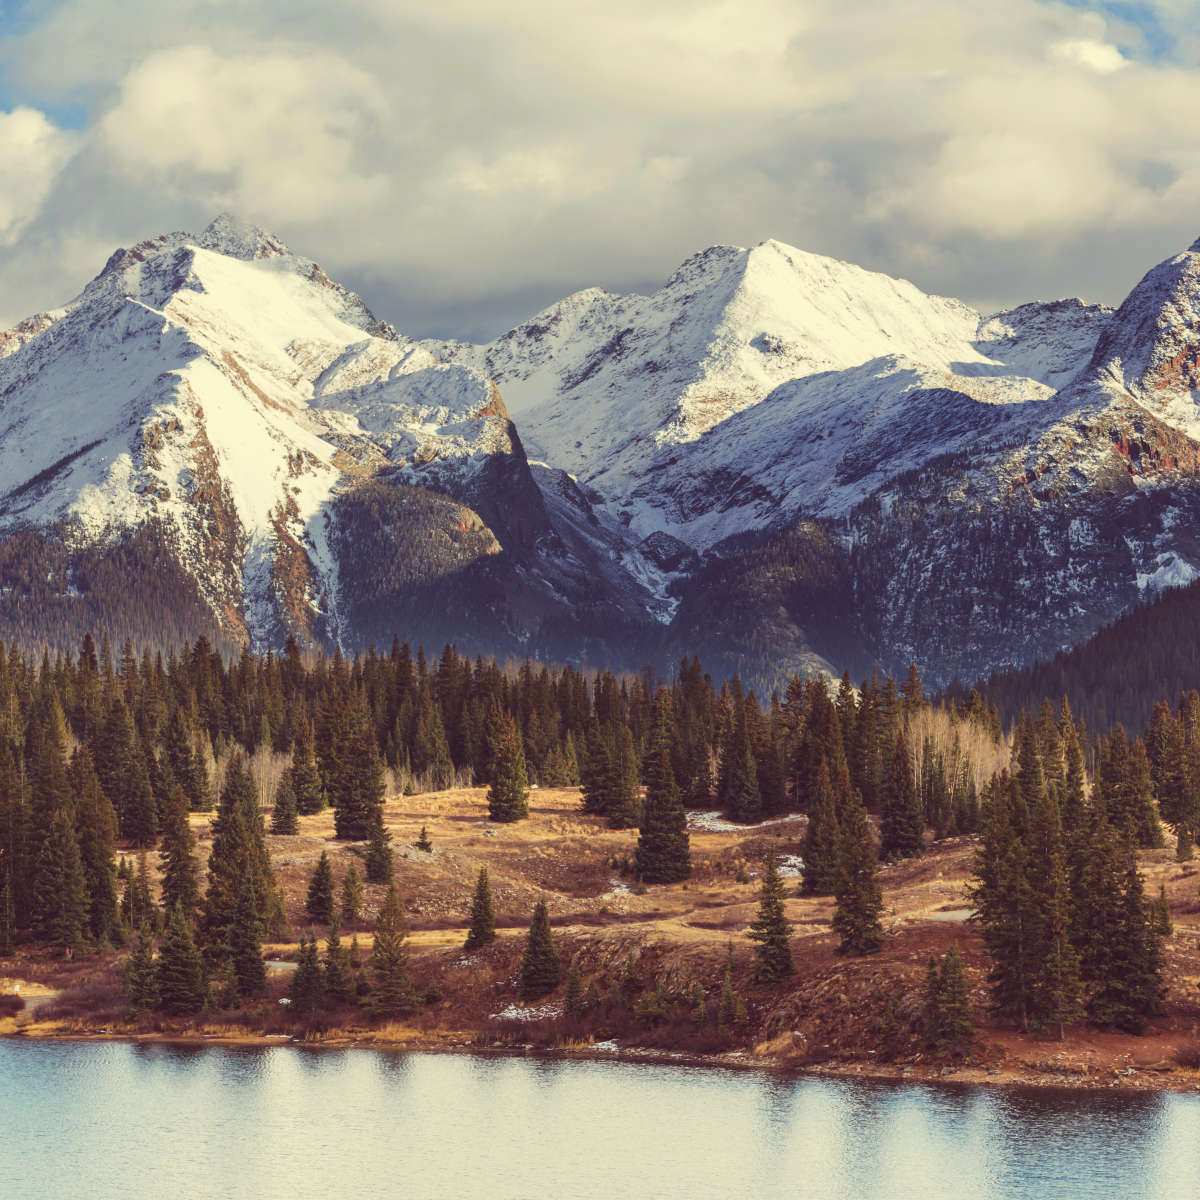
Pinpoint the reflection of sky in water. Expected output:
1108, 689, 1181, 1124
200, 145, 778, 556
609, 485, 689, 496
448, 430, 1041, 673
2, 1041, 1197, 1199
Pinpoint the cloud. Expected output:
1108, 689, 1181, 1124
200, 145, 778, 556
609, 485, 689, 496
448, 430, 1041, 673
2, 1, 1200, 335
0, 106, 76, 245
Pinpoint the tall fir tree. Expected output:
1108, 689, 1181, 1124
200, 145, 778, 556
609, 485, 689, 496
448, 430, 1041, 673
30, 807, 88, 955
159, 785, 200, 925
801, 758, 841, 896
487, 714, 530, 823
519, 899, 561, 1000
464, 865, 496, 950
305, 851, 336, 925
635, 744, 691, 884
370, 883, 418, 1017
157, 904, 207, 1015
831, 791, 884, 956
747, 844, 794, 981
879, 734, 923, 861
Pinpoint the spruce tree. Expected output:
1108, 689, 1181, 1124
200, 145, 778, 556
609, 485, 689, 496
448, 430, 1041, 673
157, 904, 207, 1015
831, 792, 884, 956
159, 785, 200, 925
879, 734, 923, 860
747, 844, 793, 981
415, 825, 433, 852
340, 863, 364, 926
605, 725, 641, 829
635, 745, 691, 884
269, 776, 299, 835
519, 899, 561, 1000
289, 933, 326, 1022
801, 758, 841, 896
369, 883, 418, 1017
305, 851, 336, 925
324, 922, 351, 1005
721, 716, 762, 824
365, 812, 394, 884
288, 720, 325, 815
31, 808, 88, 955
924, 946, 973, 1057
124, 925, 160, 1015
227, 871, 266, 1000
487, 714, 530, 823
70, 747, 121, 946
464, 865, 496, 950
564, 959, 586, 1020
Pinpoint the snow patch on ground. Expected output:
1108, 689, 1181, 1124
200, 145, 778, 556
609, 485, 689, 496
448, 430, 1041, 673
686, 811, 804, 833
1136, 551, 1199, 593
491, 1001, 562, 1022
776, 854, 805, 878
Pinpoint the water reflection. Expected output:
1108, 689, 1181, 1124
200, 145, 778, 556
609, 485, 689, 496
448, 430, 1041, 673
2, 1041, 1199, 1200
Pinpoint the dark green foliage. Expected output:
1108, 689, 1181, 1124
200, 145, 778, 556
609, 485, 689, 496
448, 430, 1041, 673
227, 871, 266, 999
831, 792, 883, 956
370, 883, 418, 1017
324, 923, 352, 1005
286, 720, 324, 815
747, 845, 793, 981
305, 851, 336, 925
414, 825, 433, 852
269, 776, 299, 835
31, 808, 88, 954
564, 959, 586, 1019
518, 899, 561, 1000
719, 712, 762, 825
635, 745, 691, 884
157, 904, 206, 1015
879, 734, 923, 861
159, 785, 200, 925
365, 814, 394, 885
717, 946, 747, 1030
124, 926, 159, 1015
289, 933, 326, 1021
121, 852, 157, 933
340, 863, 364, 925
330, 697, 386, 840
70, 748, 121, 946
923, 945, 973, 1058
801, 758, 840, 895
487, 713, 529, 822
464, 865, 495, 950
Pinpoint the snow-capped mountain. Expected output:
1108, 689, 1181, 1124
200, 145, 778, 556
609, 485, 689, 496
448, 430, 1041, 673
0, 215, 658, 659
7, 217, 1200, 689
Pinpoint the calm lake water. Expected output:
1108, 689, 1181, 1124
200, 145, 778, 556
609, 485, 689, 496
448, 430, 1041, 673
4, 1040, 1200, 1199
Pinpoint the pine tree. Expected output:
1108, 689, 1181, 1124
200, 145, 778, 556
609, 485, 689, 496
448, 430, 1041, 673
227, 871, 266, 1000
365, 812, 394, 884
605, 725, 641, 829
370, 883, 418, 1017
159, 785, 200, 925
31, 808, 88, 955
801, 758, 841, 895
287, 720, 325, 815
924, 945, 973, 1057
269, 775, 299, 835
70, 747, 121, 946
487, 714, 529, 823
717, 945, 747, 1030
340, 863, 364, 926
721, 715, 762, 824
124, 925, 160, 1015
415, 825, 433, 852
324, 921, 351, 1005
464, 865, 496, 950
331, 698, 386, 840
747, 844, 793, 981
289, 933, 326, 1022
879, 734, 923, 860
635, 745, 691, 884
121, 852, 157, 933
519, 899, 561, 1000
831, 792, 883, 956
305, 851, 336, 925
563, 959, 585, 1020
157, 904, 206, 1015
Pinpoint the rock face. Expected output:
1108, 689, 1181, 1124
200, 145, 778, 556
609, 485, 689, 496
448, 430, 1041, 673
9, 218, 1200, 688
0, 216, 658, 660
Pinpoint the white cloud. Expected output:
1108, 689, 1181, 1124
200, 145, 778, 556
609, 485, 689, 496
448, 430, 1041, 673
1, 1, 1200, 336
0, 107, 77, 245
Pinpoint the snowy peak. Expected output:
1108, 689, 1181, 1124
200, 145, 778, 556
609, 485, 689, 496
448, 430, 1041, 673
196, 213, 292, 261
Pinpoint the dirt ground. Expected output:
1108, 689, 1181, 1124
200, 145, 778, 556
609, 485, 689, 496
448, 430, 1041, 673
6, 786, 1200, 1091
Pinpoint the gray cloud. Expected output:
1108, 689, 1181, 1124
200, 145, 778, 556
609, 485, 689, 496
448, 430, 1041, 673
2, 0, 1200, 336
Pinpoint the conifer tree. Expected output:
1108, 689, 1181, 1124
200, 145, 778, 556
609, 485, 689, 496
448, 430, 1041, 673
635, 744, 691, 884
564, 959, 585, 1020
331, 699, 386, 839
721, 715, 762, 824
324, 921, 351, 1005
464, 865, 496, 950
159, 785, 200, 925
305, 851, 336, 925
340, 863, 364, 926
487, 714, 530, 823
831, 792, 883, 956
519, 899, 561, 1000
269, 776, 299, 835
157, 904, 206, 1015
415, 825, 433, 852
717, 944, 747, 1030
369, 883, 418, 1017
290, 933, 326, 1022
31, 808, 88, 955
801, 758, 841, 896
924, 946, 973, 1057
365, 812, 394, 884
227, 871, 266, 1000
879, 734, 923, 860
70, 747, 121, 946
124, 925, 160, 1015
287, 720, 325, 815
747, 844, 793, 981
121, 852, 157, 933
605, 725, 641, 829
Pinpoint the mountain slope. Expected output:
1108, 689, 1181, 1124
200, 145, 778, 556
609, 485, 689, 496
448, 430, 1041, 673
0, 216, 657, 659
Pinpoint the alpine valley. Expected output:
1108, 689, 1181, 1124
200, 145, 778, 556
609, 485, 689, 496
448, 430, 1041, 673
5, 215, 1200, 689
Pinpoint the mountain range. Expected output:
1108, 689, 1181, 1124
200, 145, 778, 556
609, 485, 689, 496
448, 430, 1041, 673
4, 214, 1200, 690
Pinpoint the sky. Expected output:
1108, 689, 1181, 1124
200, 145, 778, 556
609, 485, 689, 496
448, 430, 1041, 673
3, 0, 1200, 339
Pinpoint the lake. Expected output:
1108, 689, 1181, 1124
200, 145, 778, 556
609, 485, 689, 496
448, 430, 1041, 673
3, 1040, 1199, 1199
